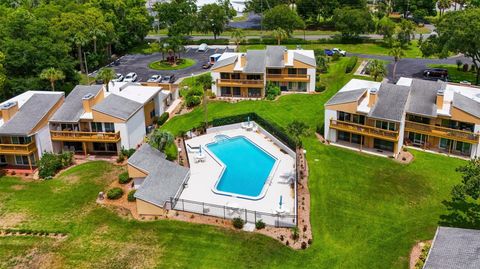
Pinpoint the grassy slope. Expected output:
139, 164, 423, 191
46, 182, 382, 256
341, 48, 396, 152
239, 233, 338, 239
0, 58, 465, 268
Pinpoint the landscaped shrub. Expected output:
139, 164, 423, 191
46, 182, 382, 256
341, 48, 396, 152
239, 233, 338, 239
185, 89, 203, 107
291, 226, 299, 241
331, 52, 340, 61
232, 217, 244, 229
127, 190, 136, 202
116, 154, 125, 163
265, 82, 281, 100
164, 142, 178, 161
118, 172, 131, 184
345, 56, 358, 73
107, 187, 124, 200
120, 147, 136, 158
315, 84, 326, 92
157, 112, 169, 126
38, 151, 74, 179
255, 220, 266, 230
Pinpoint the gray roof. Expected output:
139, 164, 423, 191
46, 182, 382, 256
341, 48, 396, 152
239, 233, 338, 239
294, 52, 316, 67
244, 50, 266, 73
50, 85, 103, 123
369, 83, 410, 122
131, 144, 190, 207
0, 93, 63, 136
406, 79, 442, 117
452, 92, 480, 118
325, 89, 367, 106
424, 226, 480, 269
265, 46, 285, 68
211, 55, 237, 70
92, 94, 142, 121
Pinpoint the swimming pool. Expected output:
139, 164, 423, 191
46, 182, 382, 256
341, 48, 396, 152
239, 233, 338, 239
207, 136, 277, 199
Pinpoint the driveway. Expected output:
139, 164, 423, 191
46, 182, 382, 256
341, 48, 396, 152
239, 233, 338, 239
107, 46, 234, 82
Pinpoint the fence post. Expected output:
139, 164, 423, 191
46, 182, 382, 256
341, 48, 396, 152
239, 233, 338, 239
254, 211, 257, 224
245, 210, 247, 223
182, 199, 184, 211
202, 202, 205, 215
223, 206, 226, 219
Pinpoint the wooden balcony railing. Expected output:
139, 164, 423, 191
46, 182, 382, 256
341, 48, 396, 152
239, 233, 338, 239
266, 73, 309, 79
50, 131, 121, 142
405, 121, 479, 143
0, 141, 36, 155
217, 79, 264, 86
330, 119, 399, 141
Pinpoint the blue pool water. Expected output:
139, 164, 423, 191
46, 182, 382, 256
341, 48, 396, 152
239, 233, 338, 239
207, 136, 276, 198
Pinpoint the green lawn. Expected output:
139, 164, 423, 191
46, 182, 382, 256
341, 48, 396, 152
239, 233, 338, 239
240, 41, 423, 58
0, 59, 466, 268
148, 58, 196, 70
427, 64, 478, 85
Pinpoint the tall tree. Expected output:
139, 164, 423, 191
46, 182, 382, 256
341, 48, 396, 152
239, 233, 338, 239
195, 73, 214, 128
421, 9, 480, 84
245, 0, 289, 13
366, 59, 387, 81
389, 46, 405, 82
197, 2, 235, 39
154, 0, 197, 36
333, 8, 374, 38
272, 28, 288, 45
396, 19, 416, 48
376, 16, 396, 46
230, 29, 245, 52
96, 67, 116, 92
0, 52, 5, 99
40, 68, 65, 91
438, 0, 453, 16
263, 5, 305, 35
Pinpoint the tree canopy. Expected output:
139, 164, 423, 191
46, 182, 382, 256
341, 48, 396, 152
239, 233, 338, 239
154, 0, 197, 36
333, 8, 374, 38
197, 2, 236, 39
262, 5, 305, 35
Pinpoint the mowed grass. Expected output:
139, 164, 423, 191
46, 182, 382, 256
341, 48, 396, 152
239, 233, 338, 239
148, 58, 196, 70
427, 64, 478, 85
0, 58, 466, 268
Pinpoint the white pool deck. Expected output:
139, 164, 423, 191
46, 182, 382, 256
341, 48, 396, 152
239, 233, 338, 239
180, 124, 296, 216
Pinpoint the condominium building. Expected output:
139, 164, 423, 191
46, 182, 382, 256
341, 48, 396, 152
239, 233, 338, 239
324, 78, 480, 159
211, 46, 316, 98
0, 91, 65, 169
49, 82, 174, 155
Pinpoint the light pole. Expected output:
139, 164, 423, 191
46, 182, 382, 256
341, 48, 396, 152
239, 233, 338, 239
83, 52, 90, 85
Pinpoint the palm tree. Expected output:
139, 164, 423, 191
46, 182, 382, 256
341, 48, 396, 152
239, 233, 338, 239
196, 73, 215, 128
389, 46, 405, 82
90, 28, 105, 54
40, 68, 65, 91
286, 120, 309, 146
367, 59, 387, 81
438, 0, 452, 16
96, 67, 116, 92
230, 28, 245, 52
272, 28, 288, 45
149, 130, 174, 151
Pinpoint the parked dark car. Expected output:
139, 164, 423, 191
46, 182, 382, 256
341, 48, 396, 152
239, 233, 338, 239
423, 68, 448, 81
161, 75, 176, 83
202, 62, 212, 69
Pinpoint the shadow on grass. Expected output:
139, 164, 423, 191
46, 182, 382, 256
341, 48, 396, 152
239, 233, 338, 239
439, 199, 480, 229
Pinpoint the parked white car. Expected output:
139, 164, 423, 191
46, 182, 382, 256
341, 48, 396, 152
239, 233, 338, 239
112, 73, 124, 82
147, 74, 162, 83
332, 48, 347, 56
123, 72, 138, 82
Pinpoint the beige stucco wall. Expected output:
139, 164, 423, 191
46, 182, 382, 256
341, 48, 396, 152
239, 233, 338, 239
136, 199, 165, 215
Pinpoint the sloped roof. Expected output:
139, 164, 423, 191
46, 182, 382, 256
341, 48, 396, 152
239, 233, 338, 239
265, 46, 285, 68
325, 89, 367, 106
294, 52, 316, 67
131, 144, 190, 207
244, 50, 266, 73
406, 79, 442, 117
369, 83, 410, 122
50, 85, 103, 123
0, 93, 63, 136
424, 227, 480, 269
92, 94, 143, 121
211, 55, 238, 70
452, 92, 480, 118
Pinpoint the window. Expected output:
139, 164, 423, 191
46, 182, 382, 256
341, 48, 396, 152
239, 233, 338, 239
352, 114, 365, 125
104, 123, 115, 133
11, 136, 32, 145
15, 155, 35, 166
91, 122, 103, 132
407, 114, 430, 124
337, 131, 350, 142
221, 87, 232, 96
373, 139, 394, 152
408, 132, 426, 145
351, 134, 362, 144
267, 69, 281, 74
288, 68, 296, 75
441, 119, 474, 132
338, 111, 351, 122
248, 88, 261, 97
93, 142, 117, 152
61, 123, 78, 131
233, 87, 241, 97
297, 68, 307, 74
231, 73, 240, 80
220, 73, 230, 79
246, 74, 261, 80
297, 82, 307, 92
0, 155, 6, 164
288, 82, 297, 90
149, 109, 156, 119
439, 138, 451, 149
375, 120, 396, 131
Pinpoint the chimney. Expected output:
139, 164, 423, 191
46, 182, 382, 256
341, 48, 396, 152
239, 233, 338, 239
0, 101, 18, 122
82, 93, 95, 113
437, 87, 445, 110
368, 88, 378, 107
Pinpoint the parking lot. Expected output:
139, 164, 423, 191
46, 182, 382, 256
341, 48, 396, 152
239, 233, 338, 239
106, 46, 234, 83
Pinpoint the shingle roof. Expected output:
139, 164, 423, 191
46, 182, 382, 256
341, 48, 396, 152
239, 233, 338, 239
0, 93, 63, 136
369, 83, 410, 122
325, 89, 367, 106
92, 94, 143, 121
406, 79, 442, 117
452, 92, 480, 118
131, 144, 190, 207
294, 52, 316, 67
50, 85, 103, 123
265, 46, 285, 68
424, 226, 480, 269
211, 55, 237, 70
244, 50, 266, 73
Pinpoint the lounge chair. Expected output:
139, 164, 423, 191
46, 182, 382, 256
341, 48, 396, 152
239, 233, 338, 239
187, 144, 201, 153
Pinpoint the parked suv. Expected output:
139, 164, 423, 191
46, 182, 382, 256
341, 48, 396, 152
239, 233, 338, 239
123, 72, 138, 82
423, 68, 448, 81
161, 75, 176, 83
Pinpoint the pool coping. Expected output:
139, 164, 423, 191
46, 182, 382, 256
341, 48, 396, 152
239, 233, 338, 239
203, 135, 280, 201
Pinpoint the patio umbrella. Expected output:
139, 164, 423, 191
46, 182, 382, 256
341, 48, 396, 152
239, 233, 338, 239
279, 195, 283, 209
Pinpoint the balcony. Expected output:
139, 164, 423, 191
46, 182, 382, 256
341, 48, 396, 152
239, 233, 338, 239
266, 73, 310, 82
216, 79, 264, 88
50, 131, 121, 143
0, 141, 36, 155
330, 119, 399, 142
405, 121, 479, 144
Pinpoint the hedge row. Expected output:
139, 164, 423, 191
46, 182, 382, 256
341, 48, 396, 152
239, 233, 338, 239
210, 112, 297, 150
345, 56, 358, 73
182, 36, 379, 46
